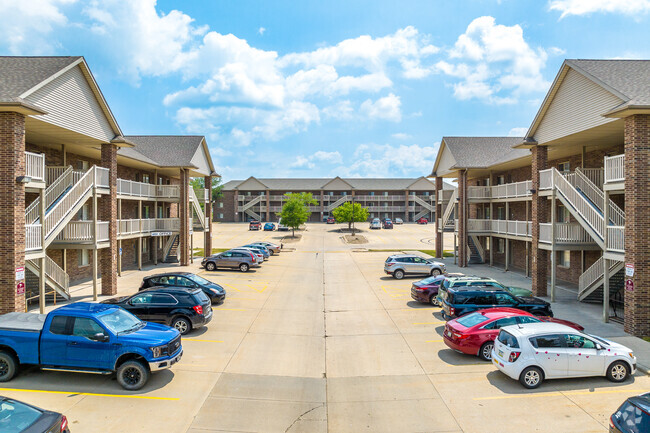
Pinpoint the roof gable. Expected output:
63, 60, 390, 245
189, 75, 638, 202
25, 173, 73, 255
321, 176, 353, 190
406, 176, 436, 190
236, 176, 268, 190
0, 56, 81, 100
190, 138, 215, 176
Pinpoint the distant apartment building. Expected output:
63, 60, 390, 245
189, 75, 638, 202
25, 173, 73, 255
216, 177, 454, 222
0, 56, 216, 313
430, 59, 650, 337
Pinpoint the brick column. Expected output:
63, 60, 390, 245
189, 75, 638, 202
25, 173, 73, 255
180, 169, 190, 266
404, 190, 409, 222
320, 190, 324, 220
265, 190, 270, 222
435, 177, 443, 258
624, 114, 650, 336
204, 175, 213, 258
0, 112, 26, 313
531, 145, 548, 297
457, 170, 468, 267
100, 143, 118, 295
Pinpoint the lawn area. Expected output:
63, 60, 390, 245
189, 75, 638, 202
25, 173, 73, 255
192, 247, 230, 256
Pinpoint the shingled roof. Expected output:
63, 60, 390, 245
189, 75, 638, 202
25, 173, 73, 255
121, 135, 205, 168
0, 56, 82, 101
222, 177, 454, 191
441, 136, 529, 169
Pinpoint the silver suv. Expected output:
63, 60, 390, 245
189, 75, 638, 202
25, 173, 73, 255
202, 250, 260, 272
384, 254, 446, 280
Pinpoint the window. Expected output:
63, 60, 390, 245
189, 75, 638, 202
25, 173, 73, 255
142, 239, 148, 254
77, 203, 90, 220
157, 205, 163, 218
557, 205, 570, 223
496, 239, 505, 254
613, 401, 650, 433
493, 317, 519, 329
457, 312, 489, 328
72, 318, 105, 339
151, 294, 178, 304
557, 162, 570, 173
494, 293, 517, 305
413, 257, 427, 263
142, 174, 150, 183
557, 250, 570, 267
219, 213, 224, 219
158, 177, 165, 185
471, 293, 494, 305
383, 192, 388, 196
369, 192, 375, 196
497, 175, 505, 185
131, 293, 153, 304
222, 252, 232, 257
143, 206, 150, 219
176, 277, 195, 287
50, 316, 71, 335
328, 192, 334, 196
78, 160, 89, 171
497, 207, 505, 220
218, 202, 224, 208
342, 192, 347, 196
78, 249, 89, 266
424, 192, 430, 196
530, 334, 563, 348
497, 330, 519, 348
517, 316, 541, 325
564, 334, 596, 349
246, 192, 251, 196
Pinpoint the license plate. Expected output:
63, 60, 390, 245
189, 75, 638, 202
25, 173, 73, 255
498, 350, 504, 358
445, 330, 451, 337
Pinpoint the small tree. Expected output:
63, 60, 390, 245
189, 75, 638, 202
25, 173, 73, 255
332, 202, 369, 234
277, 192, 317, 236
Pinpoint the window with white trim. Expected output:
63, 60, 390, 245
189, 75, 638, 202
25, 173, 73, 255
557, 250, 570, 267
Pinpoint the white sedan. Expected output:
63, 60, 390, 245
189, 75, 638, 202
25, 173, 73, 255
492, 322, 636, 389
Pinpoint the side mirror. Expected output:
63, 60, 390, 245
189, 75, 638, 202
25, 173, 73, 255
595, 343, 603, 351
94, 332, 109, 342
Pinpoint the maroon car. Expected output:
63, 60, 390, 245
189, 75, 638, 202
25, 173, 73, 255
411, 273, 464, 305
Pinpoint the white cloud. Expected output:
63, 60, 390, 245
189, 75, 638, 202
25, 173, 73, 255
360, 93, 402, 122
437, 16, 552, 104
339, 142, 439, 177
549, 0, 650, 18
391, 133, 413, 140
322, 100, 355, 120
258, 26, 266, 35
0, 0, 76, 54
508, 127, 528, 137
290, 150, 343, 169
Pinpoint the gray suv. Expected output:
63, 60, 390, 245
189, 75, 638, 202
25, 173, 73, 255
384, 254, 446, 280
202, 250, 260, 272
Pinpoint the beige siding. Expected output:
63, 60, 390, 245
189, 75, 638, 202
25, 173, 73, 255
237, 177, 268, 190
534, 68, 623, 145
25, 66, 115, 142
436, 145, 457, 177
407, 177, 436, 190
190, 144, 212, 176
322, 178, 352, 190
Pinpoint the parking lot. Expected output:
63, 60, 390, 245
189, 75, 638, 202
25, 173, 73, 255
6, 222, 650, 432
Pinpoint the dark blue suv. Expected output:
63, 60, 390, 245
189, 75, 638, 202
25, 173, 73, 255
439, 285, 552, 320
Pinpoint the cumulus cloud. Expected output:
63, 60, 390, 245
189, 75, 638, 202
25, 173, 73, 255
338, 142, 438, 177
391, 133, 413, 140
290, 150, 343, 169
436, 16, 555, 104
549, 0, 650, 18
360, 94, 402, 122
258, 26, 266, 35
508, 127, 528, 137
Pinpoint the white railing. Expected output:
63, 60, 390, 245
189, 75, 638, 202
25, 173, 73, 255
466, 219, 531, 237
117, 179, 156, 197
539, 222, 593, 244
579, 168, 604, 188
607, 226, 625, 253
44, 167, 95, 240
26, 166, 76, 224
156, 185, 180, 198
441, 188, 458, 227
492, 180, 533, 199
539, 223, 551, 243
25, 224, 42, 251
45, 255, 69, 293
539, 169, 553, 190
156, 218, 180, 231
411, 195, 435, 210
604, 154, 624, 184
578, 256, 622, 297
46, 166, 68, 184
326, 194, 352, 211
56, 221, 93, 241
242, 194, 264, 211
573, 169, 625, 227
95, 167, 110, 188
269, 195, 286, 201
118, 219, 141, 235
366, 206, 406, 212
97, 222, 109, 241
467, 186, 491, 200
25, 151, 45, 182
552, 168, 604, 239
438, 189, 454, 202
189, 188, 206, 228
468, 219, 492, 232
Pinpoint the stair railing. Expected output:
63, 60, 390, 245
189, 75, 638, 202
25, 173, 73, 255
189, 188, 206, 228
25, 166, 74, 224
441, 189, 458, 227
578, 257, 623, 300
574, 168, 625, 226
44, 166, 95, 240
552, 168, 604, 240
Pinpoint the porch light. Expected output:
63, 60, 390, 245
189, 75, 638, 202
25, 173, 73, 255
16, 176, 31, 184
528, 188, 536, 194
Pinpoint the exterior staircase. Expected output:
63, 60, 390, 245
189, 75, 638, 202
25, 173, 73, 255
242, 195, 264, 220
163, 234, 180, 263
440, 189, 457, 231
325, 195, 352, 212
25, 256, 70, 300
468, 235, 485, 264
578, 257, 624, 301
412, 195, 435, 221
189, 188, 207, 230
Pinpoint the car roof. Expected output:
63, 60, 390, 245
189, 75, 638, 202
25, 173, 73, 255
628, 393, 650, 413
388, 254, 419, 259
140, 286, 201, 294
449, 285, 505, 293
500, 322, 577, 337
447, 276, 496, 283
476, 308, 533, 320
145, 272, 192, 279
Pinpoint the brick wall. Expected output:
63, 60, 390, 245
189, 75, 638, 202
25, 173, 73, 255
100, 143, 118, 295
531, 146, 549, 296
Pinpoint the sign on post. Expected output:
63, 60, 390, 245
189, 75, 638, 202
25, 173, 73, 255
625, 264, 635, 278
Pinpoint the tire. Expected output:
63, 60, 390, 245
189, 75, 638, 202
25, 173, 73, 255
430, 268, 442, 277
239, 263, 249, 272
117, 360, 150, 391
429, 295, 438, 306
205, 262, 216, 271
479, 341, 494, 361
393, 269, 405, 280
172, 316, 192, 335
269, 250, 275, 256
606, 361, 630, 383
519, 366, 544, 389
0, 351, 18, 382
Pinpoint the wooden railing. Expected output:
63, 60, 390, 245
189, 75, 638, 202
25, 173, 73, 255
25, 224, 42, 251
604, 154, 624, 184
25, 151, 45, 182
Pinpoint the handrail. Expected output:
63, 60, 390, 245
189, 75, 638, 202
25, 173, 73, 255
44, 256, 69, 293
469, 235, 485, 261
574, 168, 625, 226
578, 256, 621, 297
326, 194, 352, 211
26, 166, 74, 224
25, 224, 42, 251
607, 226, 625, 252
44, 167, 95, 240
411, 195, 435, 210
579, 168, 604, 188
604, 154, 624, 184
539, 169, 553, 190
552, 168, 604, 239
441, 188, 458, 227
46, 166, 68, 184
242, 194, 264, 211
189, 188, 206, 228
25, 151, 45, 181
538, 222, 593, 244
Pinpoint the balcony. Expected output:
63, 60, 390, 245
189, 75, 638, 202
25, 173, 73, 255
118, 218, 181, 237
117, 179, 180, 199
538, 223, 597, 248
54, 221, 110, 243
468, 180, 533, 201
604, 154, 624, 190
25, 151, 45, 183
607, 226, 624, 253
437, 190, 454, 203
25, 224, 42, 251
466, 219, 531, 238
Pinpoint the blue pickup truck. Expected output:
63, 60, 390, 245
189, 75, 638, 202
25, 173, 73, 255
0, 302, 182, 390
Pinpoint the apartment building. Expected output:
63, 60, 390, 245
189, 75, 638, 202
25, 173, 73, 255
217, 177, 453, 223
0, 56, 216, 314
430, 59, 649, 337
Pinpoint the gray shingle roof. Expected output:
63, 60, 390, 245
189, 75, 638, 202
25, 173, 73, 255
441, 137, 529, 169
0, 56, 81, 100
568, 59, 650, 106
121, 135, 205, 168
222, 177, 447, 191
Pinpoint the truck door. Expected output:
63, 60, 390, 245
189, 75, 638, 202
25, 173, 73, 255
65, 317, 112, 370
40, 315, 72, 366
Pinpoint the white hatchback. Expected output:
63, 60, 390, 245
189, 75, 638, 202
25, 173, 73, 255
491, 322, 636, 389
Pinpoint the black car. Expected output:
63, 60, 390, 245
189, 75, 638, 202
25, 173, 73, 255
0, 396, 69, 432
439, 285, 553, 320
610, 392, 650, 432
102, 287, 212, 335
140, 272, 226, 304
382, 219, 393, 229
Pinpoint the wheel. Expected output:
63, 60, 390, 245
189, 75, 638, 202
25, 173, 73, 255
606, 361, 630, 383
117, 360, 150, 391
205, 262, 216, 271
429, 295, 438, 306
393, 269, 404, 280
0, 351, 18, 382
519, 366, 544, 389
269, 250, 275, 256
239, 263, 249, 272
430, 268, 442, 277
479, 341, 494, 361
172, 316, 192, 335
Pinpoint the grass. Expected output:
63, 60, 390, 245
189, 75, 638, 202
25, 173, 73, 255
643, 337, 650, 343
192, 247, 230, 256
367, 248, 455, 258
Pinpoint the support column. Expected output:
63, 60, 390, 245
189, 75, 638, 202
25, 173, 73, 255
154, 170, 159, 265
92, 185, 98, 301
525, 201, 530, 277
434, 177, 443, 258
550, 189, 556, 303
204, 175, 213, 258
265, 189, 270, 222
100, 143, 118, 296
505, 201, 510, 271
531, 145, 549, 297
117, 199, 122, 276
457, 170, 468, 267
603, 189, 610, 322
38, 187, 45, 313
624, 114, 650, 336
404, 190, 409, 222
180, 169, 190, 266
0, 112, 26, 313
137, 200, 142, 271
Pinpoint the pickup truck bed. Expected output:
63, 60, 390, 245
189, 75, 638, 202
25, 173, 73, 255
0, 312, 46, 331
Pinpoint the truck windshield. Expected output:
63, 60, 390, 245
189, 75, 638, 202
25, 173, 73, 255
99, 309, 143, 335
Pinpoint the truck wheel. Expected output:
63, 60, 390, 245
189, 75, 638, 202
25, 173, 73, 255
205, 262, 216, 271
172, 317, 192, 335
0, 351, 17, 382
117, 360, 149, 391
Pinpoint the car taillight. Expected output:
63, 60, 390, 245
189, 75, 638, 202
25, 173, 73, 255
449, 307, 456, 316
453, 332, 469, 339
193, 305, 203, 315
60, 415, 68, 432
609, 415, 615, 429
386, 263, 394, 267
508, 351, 521, 362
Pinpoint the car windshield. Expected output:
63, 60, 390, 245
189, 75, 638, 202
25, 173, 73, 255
0, 399, 42, 433
587, 334, 612, 346
419, 275, 443, 284
99, 308, 144, 335
186, 274, 212, 285
456, 312, 489, 328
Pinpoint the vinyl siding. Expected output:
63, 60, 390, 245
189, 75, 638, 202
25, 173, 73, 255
25, 65, 115, 142
322, 178, 353, 190
534, 68, 623, 145
436, 145, 457, 176
236, 178, 268, 190
190, 144, 212, 176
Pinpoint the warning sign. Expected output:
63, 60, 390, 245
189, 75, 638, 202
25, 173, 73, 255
16, 281, 25, 295
625, 279, 634, 292
625, 264, 635, 278
15, 266, 24, 281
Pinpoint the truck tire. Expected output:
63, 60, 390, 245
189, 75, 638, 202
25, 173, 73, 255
117, 360, 150, 391
0, 351, 17, 382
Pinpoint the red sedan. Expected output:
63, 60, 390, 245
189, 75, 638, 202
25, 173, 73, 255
443, 307, 584, 361
416, 217, 428, 224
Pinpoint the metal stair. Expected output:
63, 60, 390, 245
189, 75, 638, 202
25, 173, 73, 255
582, 268, 625, 304
441, 189, 457, 229
325, 195, 352, 212
578, 257, 624, 301
163, 234, 180, 263
25, 256, 70, 300
25, 166, 84, 224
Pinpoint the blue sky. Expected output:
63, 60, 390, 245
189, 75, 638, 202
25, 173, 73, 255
1, 0, 649, 181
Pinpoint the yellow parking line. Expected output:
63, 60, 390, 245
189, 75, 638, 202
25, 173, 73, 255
413, 321, 445, 325
0, 387, 179, 401
183, 339, 224, 343
474, 388, 650, 401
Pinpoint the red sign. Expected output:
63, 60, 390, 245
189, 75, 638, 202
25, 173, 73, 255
16, 281, 25, 295
625, 279, 634, 292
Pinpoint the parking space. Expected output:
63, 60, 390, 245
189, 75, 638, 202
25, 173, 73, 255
8, 222, 649, 432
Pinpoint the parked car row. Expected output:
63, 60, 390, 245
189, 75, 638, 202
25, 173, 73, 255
249, 220, 288, 231
201, 241, 282, 274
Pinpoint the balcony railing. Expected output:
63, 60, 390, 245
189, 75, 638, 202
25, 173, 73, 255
468, 180, 533, 200
55, 221, 109, 242
118, 218, 181, 236
25, 151, 45, 182
466, 219, 531, 237
604, 154, 624, 184
539, 169, 553, 190
437, 190, 454, 203
117, 179, 181, 199
25, 224, 42, 251
539, 223, 593, 245
95, 167, 110, 189
467, 186, 491, 200
607, 226, 625, 253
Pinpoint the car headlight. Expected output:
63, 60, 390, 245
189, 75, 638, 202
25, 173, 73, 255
150, 345, 165, 358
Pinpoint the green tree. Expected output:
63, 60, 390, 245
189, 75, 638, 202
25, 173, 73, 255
332, 201, 369, 233
277, 192, 317, 236
190, 176, 224, 202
